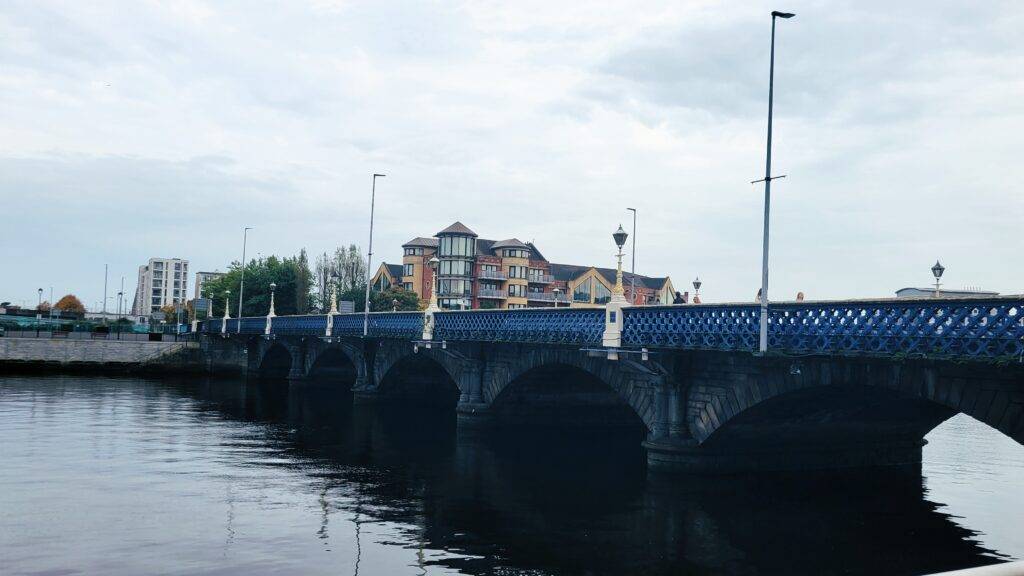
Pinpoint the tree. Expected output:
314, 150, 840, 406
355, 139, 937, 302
37, 301, 51, 312
337, 284, 420, 312
202, 251, 314, 318
313, 244, 367, 312
54, 294, 85, 315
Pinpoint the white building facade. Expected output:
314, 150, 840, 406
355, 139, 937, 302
131, 258, 189, 315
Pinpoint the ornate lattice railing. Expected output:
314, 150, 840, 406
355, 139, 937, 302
434, 308, 604, 344
332, 312, 423, 338
623, 297, 1024, 360
272, 315, 327, 335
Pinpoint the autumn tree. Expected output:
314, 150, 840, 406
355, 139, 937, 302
54, 294, 85, 315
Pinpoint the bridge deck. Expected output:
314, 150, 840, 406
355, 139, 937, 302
202, 296, 1024, 363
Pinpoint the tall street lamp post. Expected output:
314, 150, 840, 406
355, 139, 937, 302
693, 276, 702, 303
627, 207, 637, 304
36, 288, 43, 337
754, 10, 795, 354
237, 226, 252, 329
932, 260, 945, 297
364, 173, 385, 336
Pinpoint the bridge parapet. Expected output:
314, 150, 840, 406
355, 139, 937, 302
434, 308, 604, 344
331, 312, 422, 338
623, 296, 1024, 361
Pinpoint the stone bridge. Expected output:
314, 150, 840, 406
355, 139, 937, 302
199, 296, 1024, 473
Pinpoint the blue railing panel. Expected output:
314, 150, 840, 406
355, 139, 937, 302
435, 308, 604, 345
331, 313, 423, 338
622, 305, 760, 351
224, 319, 239, 333
623, 298, 1024, 360
236, 317, 264, 334
272, 315, 327, 335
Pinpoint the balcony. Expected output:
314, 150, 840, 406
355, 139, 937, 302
527, 274, 554, 284
477, 288, 507, 299
478, 269, 507, 280
526, 292, 570, 303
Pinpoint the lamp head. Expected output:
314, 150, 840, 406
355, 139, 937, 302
772, 11, 795, 18
269, 282, 276, 291
693, 276, 702, 292
428, 256, 439, 270
613, 224, 628, 249
931, 260, 945, 280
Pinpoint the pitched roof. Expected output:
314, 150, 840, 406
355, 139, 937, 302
549, 263, 668, 290
526, 242, 547, 262
475, 238, 495, 256
491, 238, 529, 250
402, 237, 438, 248
436, 221, 477, 237
386, 264, 404, 279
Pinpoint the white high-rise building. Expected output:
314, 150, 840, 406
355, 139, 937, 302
131, 258, 190, 315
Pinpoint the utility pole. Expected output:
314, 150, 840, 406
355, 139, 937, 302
363, 174, 385, 336
753, 10, 795, 354
238, 227, 252, 329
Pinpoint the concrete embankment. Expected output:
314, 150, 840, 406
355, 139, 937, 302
0, 338, 205, 374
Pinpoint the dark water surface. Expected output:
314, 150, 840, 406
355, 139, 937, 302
1, 375, 1021, 576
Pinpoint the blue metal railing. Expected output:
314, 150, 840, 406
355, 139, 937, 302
623, 297, 1024, 360
434, 308, 604, 345
199, 296, 1024, 361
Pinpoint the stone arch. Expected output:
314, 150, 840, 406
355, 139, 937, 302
258, 342, 294, 380
304, 340, 365, 390
486, 347, 662, 433
373, 340, 464, 407
687, 354, 1024, 450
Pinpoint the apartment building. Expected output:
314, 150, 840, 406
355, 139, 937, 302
371, 221, 674, 310
130, 257, 189, 315
194, 271, 226, 300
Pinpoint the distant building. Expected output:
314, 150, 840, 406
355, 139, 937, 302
895, 287, 999, 298
131, 258, 190, 315
194, 271, 226, 300
371, 221, 675, 310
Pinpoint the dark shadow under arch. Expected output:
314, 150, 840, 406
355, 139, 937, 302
702, 386, 1002, 452
377, 353, 461, 409
308, 348, 358, 391
490, 363, 647, 433
259, 344, 293, 380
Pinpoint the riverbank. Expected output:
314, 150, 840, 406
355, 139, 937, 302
0, 337, 205, 374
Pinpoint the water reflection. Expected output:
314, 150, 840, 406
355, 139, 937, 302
0, 375, 1019, 576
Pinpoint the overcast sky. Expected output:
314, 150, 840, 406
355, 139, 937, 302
2, 0, 1021, 309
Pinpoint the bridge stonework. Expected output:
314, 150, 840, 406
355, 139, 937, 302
199, 298, 1024, 474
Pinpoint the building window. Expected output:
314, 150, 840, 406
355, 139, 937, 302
439, 259, 472, 276
503, 249, 529, 258
403, 283, 414, 291
508, 303, 526, 309
573, 279, 592, 303
439, 235, 475, 257
439, 279, 472, 296
508, 284, 526, 298
481, 264, 499, 273
403, 263, 414, 276
404, 247, 425, 256
508, 265, 527, 279
594, 281, 611, 305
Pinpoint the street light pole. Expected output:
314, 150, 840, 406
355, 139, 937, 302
237, 226, 252, 329
36, 288, 43, 337
756, 10, 795, 354
363, 174, 385, 337
627, 207, 637, 304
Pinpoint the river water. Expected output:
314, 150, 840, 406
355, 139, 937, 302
1, 375, 1021, 576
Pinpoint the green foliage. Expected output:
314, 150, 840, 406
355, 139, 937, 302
202, 252, 313, 317
337, 285, 420, 312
